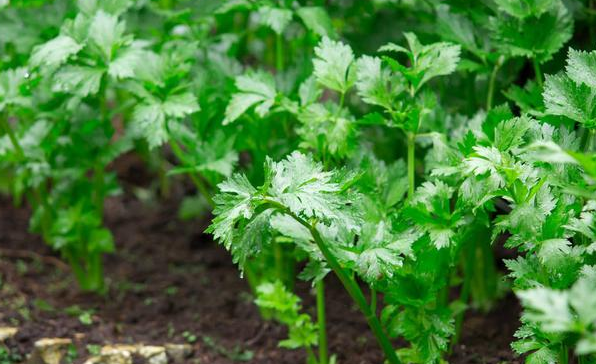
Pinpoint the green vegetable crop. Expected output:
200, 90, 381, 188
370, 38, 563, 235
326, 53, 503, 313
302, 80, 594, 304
1, 0, 596, 363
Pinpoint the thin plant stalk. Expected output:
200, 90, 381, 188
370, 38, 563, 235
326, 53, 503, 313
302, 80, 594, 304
591, 0, 595, 47
243, 262, 271, 319
273, 32, 291, 287
274, 241, 285, 284
169, 139, 215, 208
158, 156, 171, 199
316, 279, 328, 364
581, 128, 596, 152
451, 243, 474, 349
0, 116, 24, 158
263, 201, 400, 364
0, 114, 52, 236
560, 344, 569, 364
451, 271, 470, 350
66, 251, 104, 292
306, 222, 400, 364
276, 33, 284, 72
533, 59, 544, 88
486, 59, 502, 110
306, 346, 319, 364
452, 223, 497, 347
93, 164, 105, 217
370, 288, 377, 314
407, 132, 416, 198
338, 92, 345, 110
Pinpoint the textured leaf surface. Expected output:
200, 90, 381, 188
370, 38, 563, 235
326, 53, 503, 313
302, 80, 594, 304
313, 37, 355, 93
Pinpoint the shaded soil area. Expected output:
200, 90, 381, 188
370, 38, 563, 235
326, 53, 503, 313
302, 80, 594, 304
0, 191, 521, 364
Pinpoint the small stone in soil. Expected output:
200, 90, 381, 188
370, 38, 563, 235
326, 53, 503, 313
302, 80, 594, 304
164, 343, 193, 363
0, 327, 18, 342
30, 338, 72, 364
86, 344, 137, 364
138, 345, 168, 364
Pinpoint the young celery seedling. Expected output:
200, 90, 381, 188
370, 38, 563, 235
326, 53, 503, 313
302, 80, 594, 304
209, 152, 406, 364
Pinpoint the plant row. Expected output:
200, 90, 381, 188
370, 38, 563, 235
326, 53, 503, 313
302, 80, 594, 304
1, 0, 596, 363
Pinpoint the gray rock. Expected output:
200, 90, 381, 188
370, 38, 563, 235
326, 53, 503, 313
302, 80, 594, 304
0, 327, 17, 342
138, 346, 168, 364
29, 338, 72, 364
83, 345, 137, 364
165, 343, 193, 363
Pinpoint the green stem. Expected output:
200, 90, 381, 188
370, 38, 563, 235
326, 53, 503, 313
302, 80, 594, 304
560, 344, 569, 364
466, 73, 477, 114
451, 248, 473, 349
170, 139, 215, 208
370, 288, 377, 314
286, 250, 296, 291
307, 224, 400, 364
243, 262, 260, 291
581, 128, 596, 152
67, 255, 87, 289
486, 61, 500, 110
316, 279, 328, 364
591, 0, 595, 47
93, 164, 105, 217
533, 59, 543, 88
0, 116, 25, 158
274, 241, 285, 284
243, 262, 270, 319
477, 237, 497, 311
189, 174, 215, 208
276, 33, 284, 72
407, 132, 416, 198
66, 251, 104, 292
0, 115, 52, 237
263, 201, 399, 364
451, 284, 469, 350
87, 253, 105, 293
36, 183, 53, 240
158, 156, 171, 199
453, 223, 497, 349
580, 127, 591, 151
330, 92, 346, 127
306, 346, 319, 364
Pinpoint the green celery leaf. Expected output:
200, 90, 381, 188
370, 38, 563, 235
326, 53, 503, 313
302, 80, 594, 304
312, 37, 356, 94
133, 103, 167, 148
77, 0, 132, 16
490, 4, 572, 63
107, 43, 145, 79
162, 92, 200, 118
494, 0, 557, 19
517, 287, 572, 332
257, 6, 292, 35
0, 68, 30, 110
435, 5, 481, 56
133, 92, 198, 148
405, 32, 461, 91
88, 10, 126, 61
355, 55, 402, 111
566, 48, 596, 89
296, 7, 336, 38
223, 71, 277, 125
30, 35, 83, 68
543, 74, 596, 126
53, 65, 104, 97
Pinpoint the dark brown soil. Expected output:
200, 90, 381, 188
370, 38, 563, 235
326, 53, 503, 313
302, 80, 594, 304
0, 190, 522, 364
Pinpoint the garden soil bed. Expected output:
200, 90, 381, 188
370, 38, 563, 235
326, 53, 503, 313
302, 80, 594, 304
0, 185, 522, 363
